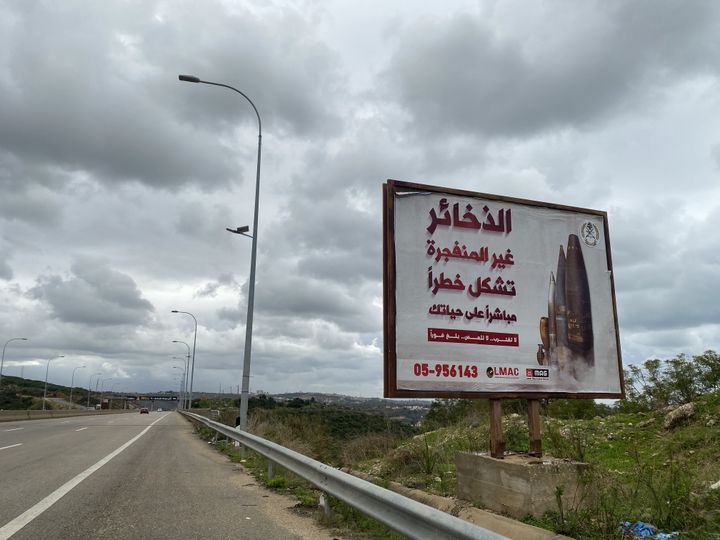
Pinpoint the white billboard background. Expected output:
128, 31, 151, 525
393, 190, 621, 395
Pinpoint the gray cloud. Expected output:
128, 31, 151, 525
0, 0, 344, 191
28, 258, 154, 326
0, 152, 66, 225
296, 249, 379, 286
0, 260, 12, 281
1, 1, 720, 397
382, 1, 720, 138
613, 201, 720, 331
713, 144, 720, 170
196, 273, 239, 298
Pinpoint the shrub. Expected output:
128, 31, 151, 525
267, 476, 287, 489
544, 421, 591, 462
340, 432, 401, 465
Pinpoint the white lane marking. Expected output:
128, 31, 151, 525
0, 444, 23, 452
60, 421, 70, 424
75, 427, 88, 432
0, 413, 169, 538
3, 428, 24, 432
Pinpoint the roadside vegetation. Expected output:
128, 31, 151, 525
0, 376, 74, 409
194, 350, 720, 539
194, 396, 410, 539
0, 375, 117, 410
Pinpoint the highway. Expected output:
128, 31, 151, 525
0, 412, 339, 539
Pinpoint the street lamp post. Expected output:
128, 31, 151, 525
43, 355, 64, 411
1, 337, 29, 388
88, 372, 102, 409
179, 371, 185, 410
109, 382, 120, 409
172, 365, 185, 409
179, 74, 262, 432
69, 364, 86, 405
172, 340, 191, 409
171, 312, 197, 409
99, 378, 113, 409
172, 358, 186, 408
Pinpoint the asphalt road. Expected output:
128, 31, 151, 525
0, 412, 340, 539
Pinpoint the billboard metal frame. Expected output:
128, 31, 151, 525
383, 179, 624, 400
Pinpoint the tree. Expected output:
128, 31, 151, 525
619, 351, 719, 412
544, 399, 606, 419
695, 350, 720, 392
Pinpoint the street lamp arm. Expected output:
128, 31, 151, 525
43, 354, 64, 411
69, 365, 86, 405
3, 337, 28, 351
1, 337, 29, 387
181, 77, 262, 134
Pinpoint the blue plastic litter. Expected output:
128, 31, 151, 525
620, 521, 680, 539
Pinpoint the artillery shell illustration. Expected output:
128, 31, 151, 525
566, 234, 593, 361
538, 234, 595, 378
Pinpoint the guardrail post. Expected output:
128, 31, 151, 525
267, 461, 273, 481
319, 492, 331, 516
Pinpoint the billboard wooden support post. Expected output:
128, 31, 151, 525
489, 399, 505, 458
527, 399, 542, 457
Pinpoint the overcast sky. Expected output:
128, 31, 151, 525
1, 0, 719, 397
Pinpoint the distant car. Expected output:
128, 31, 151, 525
157, 408, 162, 412
140, 407, 149, 414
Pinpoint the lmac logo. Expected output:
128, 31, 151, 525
486, 366, 519, 378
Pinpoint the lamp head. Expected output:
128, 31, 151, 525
179, 74, 200, 83
226, 225, 250, 235
171, 310, 179, 313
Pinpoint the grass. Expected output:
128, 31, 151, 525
523, 397, 720, 539
195, 424, 405, 539
191, 392, 720, 540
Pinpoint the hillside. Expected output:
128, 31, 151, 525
196, 349, 720, 539
0, 375, 111, 410
273, 392, 431, 424
364, 394, 720, 539
197, 391, 719, 539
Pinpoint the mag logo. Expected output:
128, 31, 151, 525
486, 366, 519, 378
526, 368, 550, 379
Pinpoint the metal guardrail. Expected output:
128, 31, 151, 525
181, 411, 508, 540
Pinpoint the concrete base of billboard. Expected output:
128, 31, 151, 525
456, 452, 588, 519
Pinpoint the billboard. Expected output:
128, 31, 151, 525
383, 180, 623, 399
